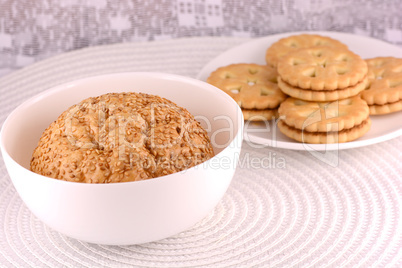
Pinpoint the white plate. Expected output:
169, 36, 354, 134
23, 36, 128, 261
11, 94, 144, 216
197, 31, 402, 151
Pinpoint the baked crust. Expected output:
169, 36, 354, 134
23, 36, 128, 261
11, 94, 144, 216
242, 108, 278, 121
368, 99, 402, 115
277, 46, 367, 90
278, 118, 371, 144
207, 63, 287, 110
265, 34, 348, 67
277, 76, 367, 102
30, 92, 214, 183
278, 96, 370, 132
360, 57, 402, 114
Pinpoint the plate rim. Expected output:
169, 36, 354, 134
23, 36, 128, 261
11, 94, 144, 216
196, 31, 402, 151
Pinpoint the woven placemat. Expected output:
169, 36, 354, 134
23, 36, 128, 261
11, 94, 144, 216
0, 37, 401, 267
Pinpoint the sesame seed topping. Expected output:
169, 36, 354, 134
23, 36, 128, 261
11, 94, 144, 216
30, 92, 214, 183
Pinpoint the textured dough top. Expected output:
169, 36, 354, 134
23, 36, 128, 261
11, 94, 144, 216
278, 96, 369, 132
207, 63, 287, 109
277, 46, 367, 90
30, 92, 214, 183
265, 34, 349, 67
361, 57, 402, 105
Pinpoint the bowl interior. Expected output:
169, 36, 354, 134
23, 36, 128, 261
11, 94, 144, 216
1, 72, 243, 171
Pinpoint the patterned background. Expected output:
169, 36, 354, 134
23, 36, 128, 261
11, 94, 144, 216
0, 0, 402, 77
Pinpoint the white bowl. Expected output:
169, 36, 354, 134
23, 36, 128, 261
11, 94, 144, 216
0, 72, 243, 245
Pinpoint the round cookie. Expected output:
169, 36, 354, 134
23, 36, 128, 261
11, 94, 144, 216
277, 76, 368, 102
361, 57, 402, 115
277, 46, 368, 90
277, 96, 371, 143
207, 63, 287, 110
265, 34, 348, 67
30, 92, 215, 183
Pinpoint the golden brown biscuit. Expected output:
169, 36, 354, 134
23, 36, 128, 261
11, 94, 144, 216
361, 57, 402, 115
265, 34, 348, 67
31, 92, 214, 183
277, 46, 367, 90
207, 63, 287, 110
277, 118, 371, 144
277, 76, 368, 102
242, 108, 278, 121
367, 100, 402, 115
277, 96, 371, 143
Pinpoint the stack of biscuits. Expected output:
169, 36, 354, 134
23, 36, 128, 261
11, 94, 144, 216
268, 34, 372, 144
207, 34, 401, 144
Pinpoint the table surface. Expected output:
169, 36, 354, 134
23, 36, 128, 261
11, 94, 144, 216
0, 36, 401, 267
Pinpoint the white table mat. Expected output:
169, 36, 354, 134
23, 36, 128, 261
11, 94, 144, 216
0, 37, 401, 267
